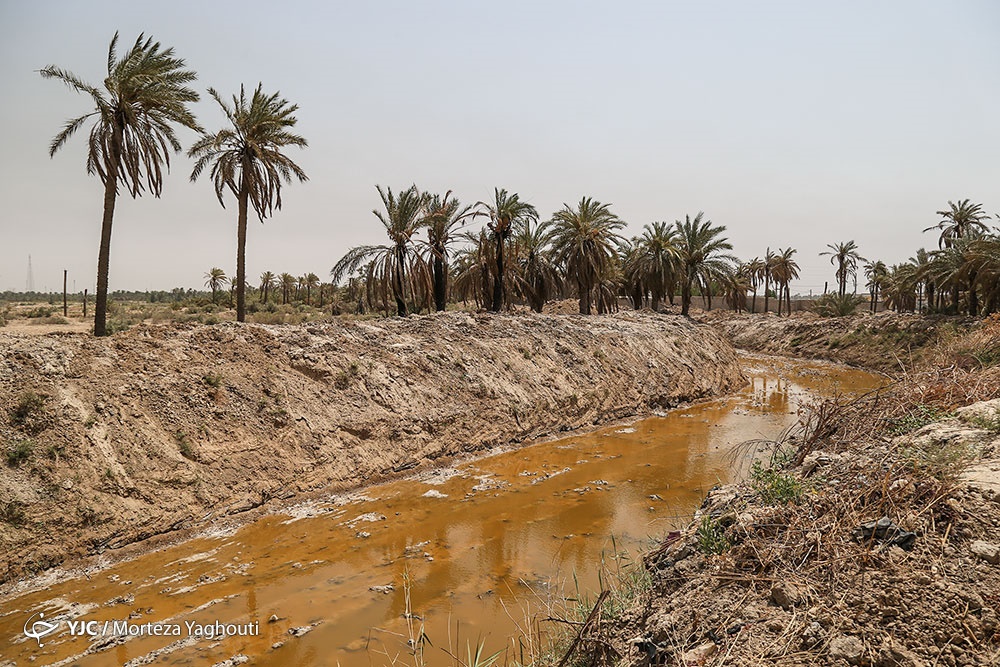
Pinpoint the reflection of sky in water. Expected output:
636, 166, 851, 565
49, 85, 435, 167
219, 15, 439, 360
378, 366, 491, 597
0, 357, 882, 667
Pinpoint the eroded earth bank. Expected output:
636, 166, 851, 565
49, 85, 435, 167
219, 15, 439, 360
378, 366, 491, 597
0, 312, 744, 583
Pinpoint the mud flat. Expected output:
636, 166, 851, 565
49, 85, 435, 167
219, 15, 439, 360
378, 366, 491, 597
0, 311, 744, 583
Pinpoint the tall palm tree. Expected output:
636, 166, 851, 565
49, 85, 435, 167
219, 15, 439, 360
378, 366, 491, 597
820, 241, 864, 297
473, 189, 538, 312
279, 272, 296, 304
331, 185, 429, 316
761, 249, 776, 314
674, 213, 736, 316
925, 199, 989, 249
189, 84, 308, 323
421, 191, 472, 311
303, 272, 320, 305
547, 197, 626, 315
42, 33, 201, 336
632, 221, 679, 311
770, 248, 800, 316
204, 267, 227, 303
259, 271, 277, 303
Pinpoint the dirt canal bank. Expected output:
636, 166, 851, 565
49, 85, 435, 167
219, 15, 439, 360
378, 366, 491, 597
0, 312, 744, 583
0, 354, 882, 666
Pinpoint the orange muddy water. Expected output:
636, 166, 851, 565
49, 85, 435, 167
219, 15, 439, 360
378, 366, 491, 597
0, 355, 882, 667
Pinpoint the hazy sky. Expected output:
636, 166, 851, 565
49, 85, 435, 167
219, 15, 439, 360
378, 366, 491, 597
2, 1, 999, 294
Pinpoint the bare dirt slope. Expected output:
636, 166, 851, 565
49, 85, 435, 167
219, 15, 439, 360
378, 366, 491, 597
701, 311, 978, 372
0, 312, 744, 583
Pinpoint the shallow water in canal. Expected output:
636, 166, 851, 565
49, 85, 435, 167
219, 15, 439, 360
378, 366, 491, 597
0, 355, 882, 666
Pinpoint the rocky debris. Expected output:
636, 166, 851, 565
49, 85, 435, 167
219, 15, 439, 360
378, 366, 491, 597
829, 635, 866, 665
597, 394, 1000, 666
0, 312, 744, 582
680, 641, 717, 665
288, 624, 317, 637
970, 540, 999, 565
369, 584, 394, 594
210, 656, 248, 667
853, 516, 918, 551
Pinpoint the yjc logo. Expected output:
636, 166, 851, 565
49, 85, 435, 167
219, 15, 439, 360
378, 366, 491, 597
23, 612, 59, 646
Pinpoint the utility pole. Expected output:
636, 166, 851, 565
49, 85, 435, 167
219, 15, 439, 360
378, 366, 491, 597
63, 270, 68, 317
83, 289, 88, 317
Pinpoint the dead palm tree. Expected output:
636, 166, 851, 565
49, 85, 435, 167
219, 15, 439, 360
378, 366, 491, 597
41, 33, 201, 336
189, 84, 308, 323
473, 189, 538, 312
204, 267, 227, 303
547, 197, 626, 315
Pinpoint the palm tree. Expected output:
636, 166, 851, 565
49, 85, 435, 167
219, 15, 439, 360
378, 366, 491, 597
632, 221, 679, 311
547, 197, 626, 315
303, 272, 320, 305
925, 199, 989, 249
204, 268, 227, 303
864, 260, 888, 313
42, 33, 201, 336
421, 191, 472, 311
189, 84, 308, 323
674, 213, 736, 316
910, 249, 933, 312
770, 248, 800, 316
724, 266, 751, 313
259, 271, 276, 303
279, 273, 296, 304
331, 185, 429, 316
761, 249, 776, 314
820, 241, 864, 297
451, 229, 496, 310
473, 189, 538, 312
511, 220, 562, 313
743, 257, 765, 313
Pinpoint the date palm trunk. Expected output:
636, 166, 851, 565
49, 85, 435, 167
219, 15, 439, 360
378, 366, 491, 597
236, 172, 249, 322
433, 248, 447, 312
394, 245, 408, 317
94, 171, 118, 336
94, 125, 124, 337
491, 233, 504, 312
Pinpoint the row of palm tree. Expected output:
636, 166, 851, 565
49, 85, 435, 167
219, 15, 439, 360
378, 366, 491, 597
861, 200, 1000, 316
45, 36, 1000, 329
332, 187, 746, 317
43, 33, 307, 336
